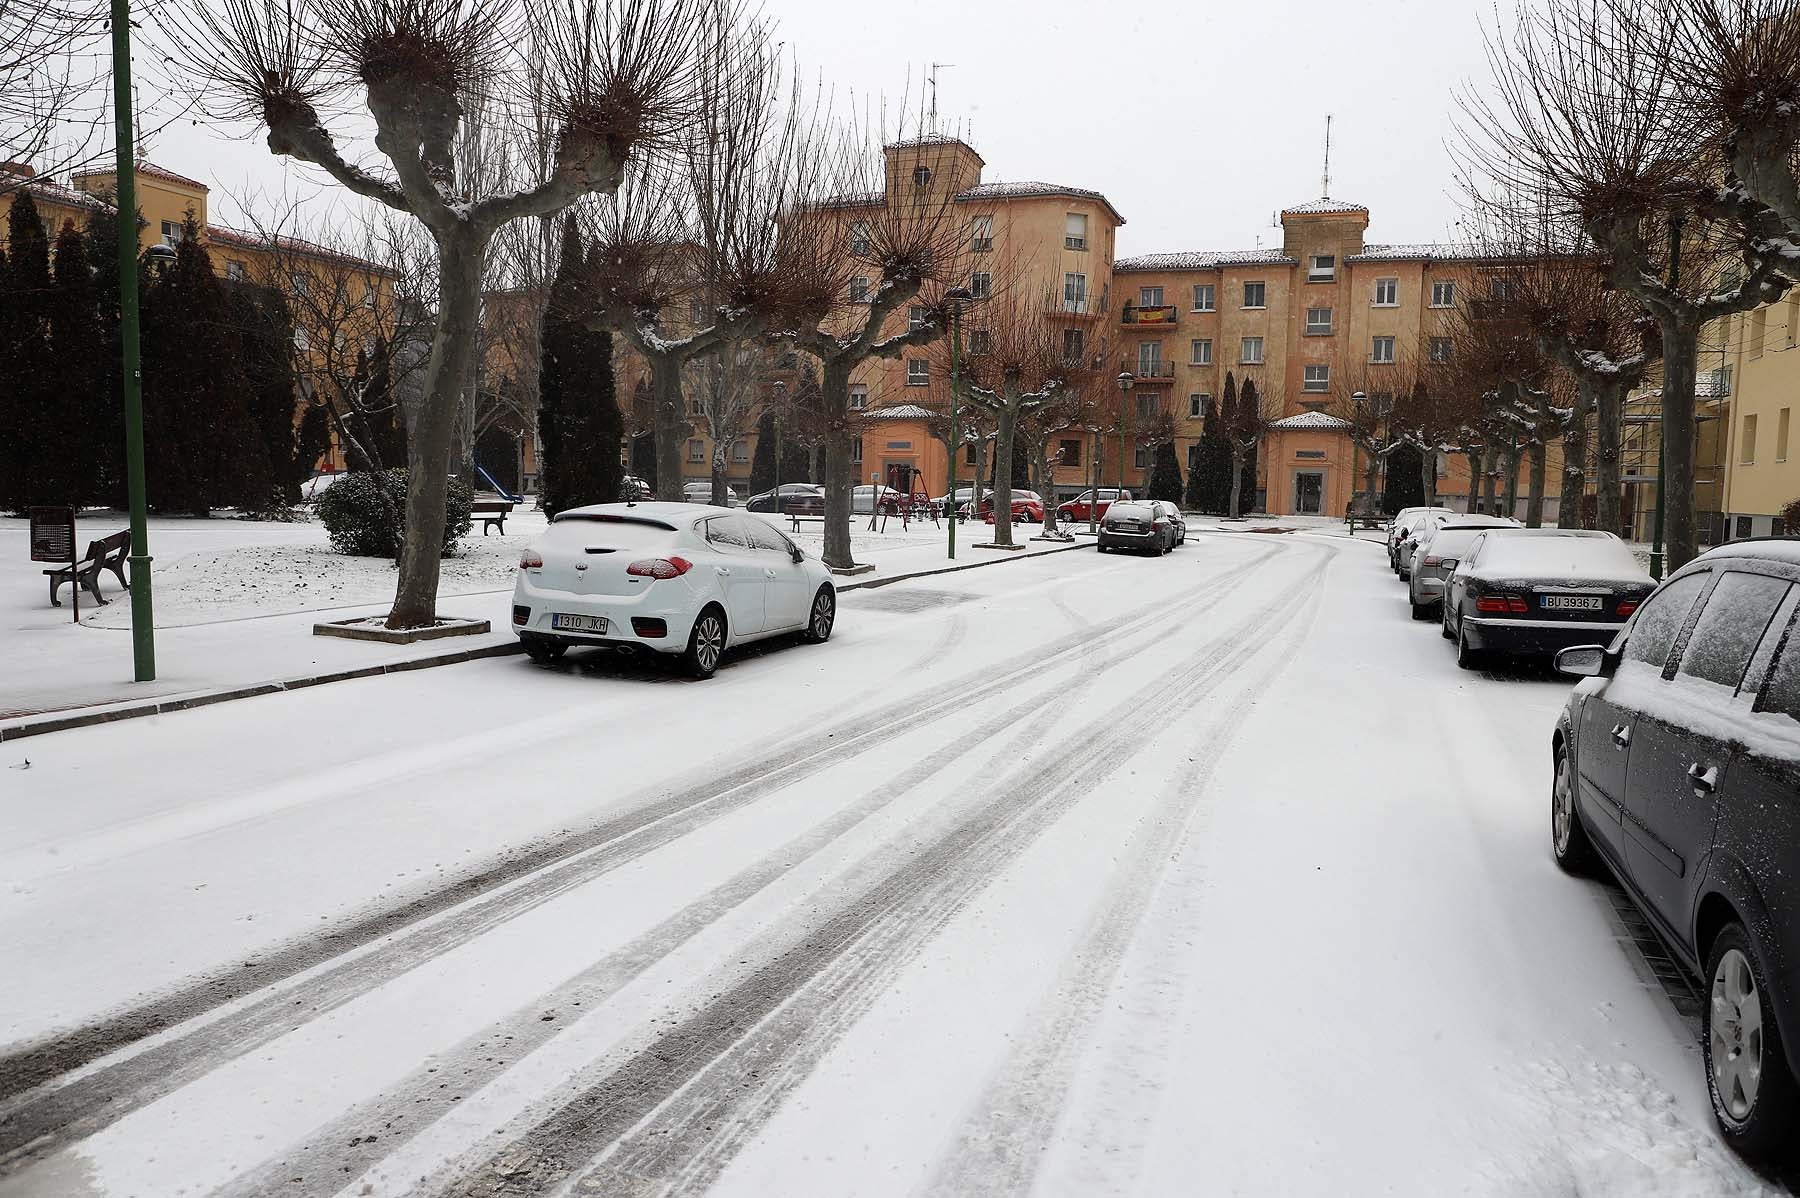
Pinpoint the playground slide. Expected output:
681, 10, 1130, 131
475, 463, 521, 502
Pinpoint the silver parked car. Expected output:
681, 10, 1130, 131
682, 480, 741, 505
1389, 506, 1456, 573
1395, 510, 1462, 578
1406, 517, 1522, 619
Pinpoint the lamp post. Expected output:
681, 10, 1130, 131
945, 287, 972, 560
770, 379, 785, 515
113, 0, 154, 680
1115, 371, 1135, 509
1351, 390, 1366, 517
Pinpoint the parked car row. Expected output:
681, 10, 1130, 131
1098, 500, 1185, 555
1546, 538, 1800, 1161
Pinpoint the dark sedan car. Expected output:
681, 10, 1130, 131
1442, 529, 1654, 669
745, 484, 825, 515
1551, 539, 1800, 1161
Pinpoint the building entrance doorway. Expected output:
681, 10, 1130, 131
1293, 470, 1325, 515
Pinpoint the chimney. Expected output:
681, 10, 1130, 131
0, 162, 37, 180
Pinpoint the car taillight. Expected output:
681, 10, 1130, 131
626, 556, 693, 579
1421, 555, 1443, 568
1617, 599, 1640, 617
512, 604, 530, 625
519, 550, 543, 569
1475, 594, 1528, 614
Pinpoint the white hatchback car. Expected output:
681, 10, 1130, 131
512, 503, 836, 677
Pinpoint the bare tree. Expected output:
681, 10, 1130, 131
687, 339, 766, 503
172, 0, 711, 627
1, 0, 111, 192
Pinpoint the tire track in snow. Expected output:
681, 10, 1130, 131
924, 548, 1329, 1196
0, 547, 1283, 1176
429, 549, 1329, 1197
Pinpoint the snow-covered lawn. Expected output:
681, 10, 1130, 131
0, 532, 1782, 1196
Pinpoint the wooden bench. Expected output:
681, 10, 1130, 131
472, 499, 514, 536
1345, 504, 1386, 532
46, 529, 130, 607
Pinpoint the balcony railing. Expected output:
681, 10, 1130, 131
1125, 358, 1176, 380
1120, 304, 1179, 327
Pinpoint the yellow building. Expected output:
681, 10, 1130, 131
1713, 298, 1800, 538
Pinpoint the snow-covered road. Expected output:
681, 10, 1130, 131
0, 532, 1783, 1196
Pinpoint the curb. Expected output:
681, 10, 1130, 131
0, 540, 1090, 743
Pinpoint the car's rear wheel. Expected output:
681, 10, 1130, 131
1441, 605, 1456, 640
1550, 746, 1596, 874
1410, 598, 1430, 621
1705, 922, 1799, 1161
801, 585, 835, 643
523, 637, 567, 664
1456, 623, 1484, 670
682, 606, 727, 679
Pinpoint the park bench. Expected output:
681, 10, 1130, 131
46, 529, 129, 607
1345, 502, 1386, 532
472, 499, 514, 536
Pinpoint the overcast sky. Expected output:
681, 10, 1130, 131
124, 0, 1512, 254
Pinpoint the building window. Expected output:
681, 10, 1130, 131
1065, 212, 1087, 251
850, 221, 870, 255
1373, 278, 1398, 306
291, 272, 310, 297
849, 384, 869, 410
1063, 328, 1084, 362
293, 326, 310, 352
1242, 281, 1266, 309
688, 439, 705, 463
687, 395, 705, 417
1304, 307, 1332, 335
849, 276, 869, 303
1431, 280, 1455, 307
1736, 514, 1753, 539
363, 282, 378, 308
1137, 393, 1158, 420
1189, 393, 1209, 419
970, 271, 992, 299
1303, 364, 1329, 392
1059, 438, 1082, 466
160, 219, 183, 247
970, 328, 992, 355
965, 443, 979, 465
1134, 445, 1149, 469
1742, 413, 1758, 465
909, 305, 927, 331
1137, 342, 1163, 375
1190, 338, 1212, 365
1139, 286, 1164, 307
1429, 336, 1453, 363
1489, 277, 1514, 301
851, 438, 863, 465
730, 439, 749, 463
1063, 272, 1087, 309
907, 359, 929, 386
1779, 406, 1791, 462
913, 165, 932, 187
1308, 255, 1335, 282
1240, 336, 1264, 365
1192, 284, 1215, 312
1752, 307, 1768, 359
226, 259, 246, 282
1371, 336, 1396, 363
971, 215, 993, 252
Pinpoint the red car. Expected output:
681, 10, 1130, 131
968, 490, 1046, 524
1055, 488, 1133, 523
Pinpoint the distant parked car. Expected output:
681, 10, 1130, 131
972, 490, 1046, 524
934, 487, 976, 518
1389, 506, 1455, 572
1442, 529, 1653, 669
682, 481, 741, 505
1406, 517, 1521, 618
512, 503, 836, 678
1143, 500, 1187, 546
852, 484, 902, 514
745, 483, 824, 515
300, 471, 344, 503
1395, 510, 1462, 578
1057, 488, 1133, 524
1550, 538, 1800, 1162
1097, 501, 1175, 555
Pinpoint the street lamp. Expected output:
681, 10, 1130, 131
1351, 390, 1366, 517
945, 286, 973, 560
113, 0, 154, 681
1112, 371, 1135, 529
770, 379, 786, 514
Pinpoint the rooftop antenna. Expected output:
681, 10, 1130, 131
1321, 113, 1333, 198
929, 63, 953, 133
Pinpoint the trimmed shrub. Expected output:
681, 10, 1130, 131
317, 468, 472, 558
1781, 497, 1800, 536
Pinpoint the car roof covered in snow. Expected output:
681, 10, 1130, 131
552, 502, 697, 529
1692, 537, 1800, 569
1466, 529, 1650, 583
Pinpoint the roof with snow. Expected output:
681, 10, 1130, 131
1345, 242, 1496, 263
205, 224, 393, 275
1268, 411, 1354, 431
1114, 249, 1298, 272
862, 404, 936, 420
819, 179, 1126, 225
8, 175, 109, 214
74, 160, 208, 191
885, 135, 984, 163
1281, 198, 1370, 216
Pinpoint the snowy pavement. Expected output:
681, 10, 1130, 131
0, 532, 1785, 1196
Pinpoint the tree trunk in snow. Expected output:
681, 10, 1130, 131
1502, 448, 1520, 521
390, 236, 485, 629
1595, 380, 1624, 537
819, 359, 854, 570
1659, 318, 1701, 568
1363, 446, 1381, 512
1525, 440, 1547, 528
1480, 448, 1497, 516
1227, 442, 1245, 517
1420, 447, 1438, 509
711, 456, 728, 506
652, 355, 685, 502
990, 408, 1016, 547
1560, 406, 1589, 529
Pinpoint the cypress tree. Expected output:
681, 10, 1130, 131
1384, 442, 1426, 513
2, 193, 53, 513
296, 401, 332, 483
749, 408, 778, 494
84, 206, 128, 505
48, 219, 105, 506
233, 285, 302, 509
1148, 440, 1183, 502
537, 219, 624, 515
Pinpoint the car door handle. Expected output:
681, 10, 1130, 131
716, 567, 730, 576
764, 568, 777, 579
1687, 762, 1720, 794
1611, 724, 1631, 749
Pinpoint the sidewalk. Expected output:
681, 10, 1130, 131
1, 510, 1079, 732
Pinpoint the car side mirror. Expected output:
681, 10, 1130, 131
1554, 645, 1613, 679
790, 546, 804, 563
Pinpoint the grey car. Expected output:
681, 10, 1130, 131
1098, 501, 1175, 554
1407, 517, 1522, 619
1145, 500, 1186, 546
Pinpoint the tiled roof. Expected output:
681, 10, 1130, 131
1345, 242, 1493, 262
820, 179, 1126, 224
206, 224, 395, 275
1281, 198, 1369, 216
9, 176, 109, 213
1269, 411, 1354, 431
885, 134, 984, 162
862, 403, 935, 420
74, 160, 208, 190
1114, 249, 1298, 272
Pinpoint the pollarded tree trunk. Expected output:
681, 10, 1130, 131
1227, 443, 1246, 517
990, 407, 1017, 548
711, 454, 729, 506
1363, 443, 1382, 510
1419, 446, 1438, 509
391, 235, 486, 629
652, 355, 686, 502
1525, 440, 1547, 528
1659, 318, 1701, 567
819, 358, 854, 570
1479, 448, 1497, 515
1595, 380, 1623, 537
1560, 415, 1589, 529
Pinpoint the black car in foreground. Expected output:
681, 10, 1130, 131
1552, 539, 1800, 1162
1443, 529, 1654, 669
